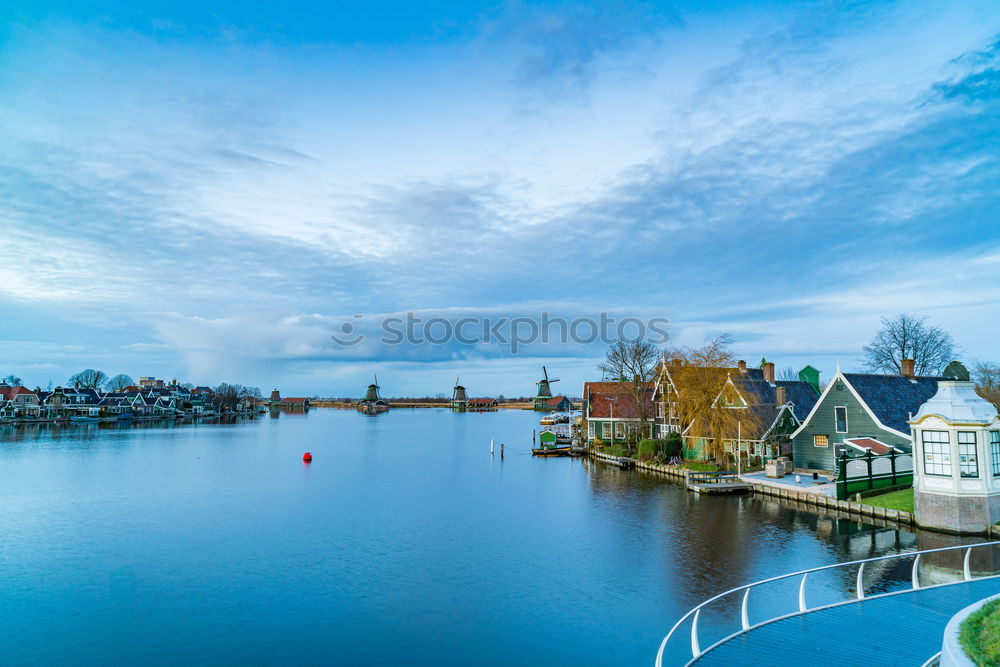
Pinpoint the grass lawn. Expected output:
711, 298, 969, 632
862, 488, 914, 513
961, 598, 1000, 666
682, 461, 719, 472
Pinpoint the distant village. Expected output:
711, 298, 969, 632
0, 372, 311, 424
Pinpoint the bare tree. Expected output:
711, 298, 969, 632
106, 374, 135, 392
861, 313, 956, 376
973, 362, 1000, 412
69, 369, 108, 390
597, 340, 660, 445
665, 334, 763, 463
2, 374, 22, 385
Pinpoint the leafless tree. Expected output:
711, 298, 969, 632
598, 339, 661, 445
2, 374, 22, 385
861, 313, 956, 376
69, 368, 107, 390
106, 374, 135, 392
973, 362, 1000, 412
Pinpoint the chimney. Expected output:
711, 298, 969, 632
901, 358, 915, 379
737, 360, 747, 373
775, 386, 787, 405
763, 362, 775, 385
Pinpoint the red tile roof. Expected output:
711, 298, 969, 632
845, 438, 900, 455
584, 381, 654, 419
282, 397, 309, 404
0, 385, 34, 401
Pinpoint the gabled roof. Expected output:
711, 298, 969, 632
774, 379, 821, 422
842, 373, 942, 436
844, 437, 902, 455
727, 375, 820, 440
282, 397, 310, 404
541, 395, 570, 407
583, 381, 654, 419
0, 385, 35, 401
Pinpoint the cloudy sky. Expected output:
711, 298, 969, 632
2, 0, 999, 397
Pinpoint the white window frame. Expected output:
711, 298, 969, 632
958, 431, 979, 479
601, 421, 612, 438
615, 422, 625, 438
991, 431, 1000, 477
588, 422, 595, 438
813, 434, 829, 448
923, 430, 952, 477
834, 406, 848, 433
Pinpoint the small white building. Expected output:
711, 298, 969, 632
910, 364, 1000, 534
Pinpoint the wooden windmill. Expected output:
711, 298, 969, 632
533, 366, 560, 410
451, 376, 468, 411
358, 373, 388, 412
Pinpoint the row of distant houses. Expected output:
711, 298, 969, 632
582, 357, 978, 472
0, 379, 254, 422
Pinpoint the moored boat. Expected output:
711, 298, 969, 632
532, 445, 573, 456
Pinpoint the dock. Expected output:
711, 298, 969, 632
686, 472, 751, 494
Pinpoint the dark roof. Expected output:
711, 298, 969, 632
728, 375, 819, 438
775, 380, 821, 422
842, 373, 942, 435
541, 395, 570, 407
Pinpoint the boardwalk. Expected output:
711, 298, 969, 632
691, 576, 1000, 666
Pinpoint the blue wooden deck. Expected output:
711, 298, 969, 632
691, 577, 1000, 666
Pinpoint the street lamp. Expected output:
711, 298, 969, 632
608, 397, 617, 445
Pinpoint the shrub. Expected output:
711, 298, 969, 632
664, 432, 683, 458
637, 439, 657, 461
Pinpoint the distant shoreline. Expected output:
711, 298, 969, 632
309, 401, 538, 410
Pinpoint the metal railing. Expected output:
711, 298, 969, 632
654, 541, 1000, 666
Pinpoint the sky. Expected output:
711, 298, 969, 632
1, 0, 999, 397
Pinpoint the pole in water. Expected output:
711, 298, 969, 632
490, 438, 494, 454
500, 443, 504, 458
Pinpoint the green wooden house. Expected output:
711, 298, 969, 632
790, 362, 944, 471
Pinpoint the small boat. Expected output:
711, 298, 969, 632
539, 414, 557, 425
70, 416, 100, 423
532, 445, 573, 456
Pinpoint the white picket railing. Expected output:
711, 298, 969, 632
655, 541, 1000, 666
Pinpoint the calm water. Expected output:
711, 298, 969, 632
0, 409, 972, 665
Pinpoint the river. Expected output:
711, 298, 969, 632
0, 408, 974, 665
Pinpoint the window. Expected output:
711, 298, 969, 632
814, 434, 829, 448
992, 432, 1000, 477
588, 422, 594, 438
601, 422, 612, 438
958, 432, 979, 478
923, 430, 952, 476
657, 402, 665, 418
835, 406, 848, 433
615, 422, 625, 438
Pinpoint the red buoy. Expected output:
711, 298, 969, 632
303, 452, 313, 462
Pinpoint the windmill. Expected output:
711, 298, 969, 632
534, 366, 560, 410
358, 373, 387, 411
452, 375, 468, 410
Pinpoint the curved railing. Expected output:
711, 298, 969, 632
655, 541, 1000, 666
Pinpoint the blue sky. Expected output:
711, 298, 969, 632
2, 0, 999, 397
